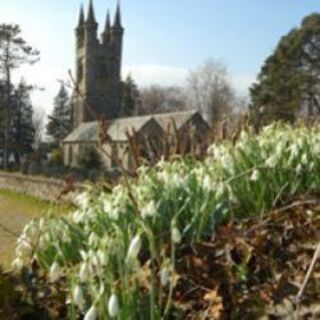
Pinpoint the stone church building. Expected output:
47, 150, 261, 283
64, 1, 210, 171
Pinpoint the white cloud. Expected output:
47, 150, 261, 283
231, 73, 256, 96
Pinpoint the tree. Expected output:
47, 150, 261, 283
120, 74, 140, 117
0, 24, 39, 169
10, 80, 35, 164
47, 84, 72, 145
138, 85, 186, 115
186, 59, 235, 126
250, 14, 320, 126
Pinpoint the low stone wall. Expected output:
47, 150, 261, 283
0, 172, 82, 202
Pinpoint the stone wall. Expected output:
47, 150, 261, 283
0, 172, 81, 202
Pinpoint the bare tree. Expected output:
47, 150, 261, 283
138, 85, 186, 115
186, 59, 235, 126
33, 106, 46, 149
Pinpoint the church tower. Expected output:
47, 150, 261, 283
73, 0, 124, 128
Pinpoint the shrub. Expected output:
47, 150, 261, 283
49, 148, 64, 167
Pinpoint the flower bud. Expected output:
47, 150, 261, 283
108, 294, 119, 318
126, 234, 142, 261
84, 305, 97, 320
49, 261, 60, 283
73, 285, 84, 309
171, 227, 182, 244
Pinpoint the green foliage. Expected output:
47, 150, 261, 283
10, 80, 36, 164
120, 74, 140, 117
250, 13, 320, 126
48, 148, 64, 167
15, 124, 320, 319
46, 84, 72, 145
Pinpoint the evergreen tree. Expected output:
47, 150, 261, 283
120, 75, 140, 117
47, 84, 72, 145
0, 24, 39, 169
10, 80, 35, 164
250, 14, 320, 126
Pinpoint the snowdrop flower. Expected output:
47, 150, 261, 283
73, 285, 85, 309
250, 169, 260, 182
171, 227, 182, 244
160, 268, 170, 287
266, 155, 277, 168
203, 175, 213, 191
301, 153, 308, 165
39, 218, 45, 231
84, 305, 97, 320
75, 192, 90, 209
79, 262, 89, 283
16, 240, 33, 257
108, 294, 119, 318
141, 200, 157, 219
49, 261, 61, 283
103, 200, 119, 220
12, 258, 24, 272
88, 232, 99, 247
296, 163, 303, 174
126, 234, 142, 261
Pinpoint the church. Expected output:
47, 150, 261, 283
64, 1, 210, 171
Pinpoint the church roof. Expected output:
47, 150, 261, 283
64, 110, 205, 143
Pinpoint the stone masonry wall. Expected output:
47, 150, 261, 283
0, 172, 81, 202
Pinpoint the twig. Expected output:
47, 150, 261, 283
274, 199, 320, 214
295, 242, 320, 318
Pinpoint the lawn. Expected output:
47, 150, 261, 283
0, 189, 72, 270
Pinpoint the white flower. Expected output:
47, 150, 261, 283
79, 262, 89, 283
88, 232, 99, 247
126, 234, 142, 261
16, 240, 33, 257
141, 200, 157, 219
73, 285, 84, 309
84, 305, 97, 320
12, 258, 24, 272
301, 153, 308, 165
75, 192, 90, 209
250, 169, 260, 182
39, 218, 45, 231
103, 200, 119, 220
266, 155, 277, 168
160, 268, 170, 287
49, 261, 61, 283
171, 227, 182, 244
108, 294, 119, 318
296, 163, 303, 174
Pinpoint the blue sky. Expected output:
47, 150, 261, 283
2, 0, 320, 114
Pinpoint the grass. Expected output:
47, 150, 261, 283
0, 189, 72, 270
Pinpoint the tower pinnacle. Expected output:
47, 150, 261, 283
113, 0, 122, 28
78, 4, 85, 28
105, 10, 111, 32
86, 0, 97, 24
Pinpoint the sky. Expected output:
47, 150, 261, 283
2, 0, 320, 116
